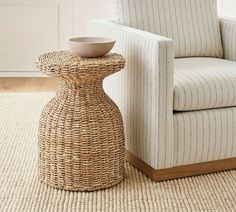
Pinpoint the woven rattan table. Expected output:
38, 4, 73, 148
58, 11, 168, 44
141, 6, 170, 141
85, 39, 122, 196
36, 51, 126, 191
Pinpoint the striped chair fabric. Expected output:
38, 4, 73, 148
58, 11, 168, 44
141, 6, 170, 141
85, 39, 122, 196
174, 107, 236, 166
114, 0, 223, 58
220, 17, 236, 62
89, 20, 174, 169
174, 58, 236, 111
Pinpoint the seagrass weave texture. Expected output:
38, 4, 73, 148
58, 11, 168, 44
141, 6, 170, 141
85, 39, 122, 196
36, 51, 126, 191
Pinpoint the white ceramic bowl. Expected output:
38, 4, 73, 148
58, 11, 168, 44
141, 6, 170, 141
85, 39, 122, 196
67, 37, 116, 58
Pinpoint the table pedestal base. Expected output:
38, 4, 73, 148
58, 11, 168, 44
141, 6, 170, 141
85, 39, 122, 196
38, 82, 125, 191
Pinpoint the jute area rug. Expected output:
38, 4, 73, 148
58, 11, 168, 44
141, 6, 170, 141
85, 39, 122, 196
0, 93, 236, 212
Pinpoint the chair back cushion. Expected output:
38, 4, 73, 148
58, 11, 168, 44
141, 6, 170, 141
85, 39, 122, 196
114, 0, 223, 58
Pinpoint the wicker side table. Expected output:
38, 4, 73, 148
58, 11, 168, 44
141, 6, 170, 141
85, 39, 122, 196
36, 51, 126, 191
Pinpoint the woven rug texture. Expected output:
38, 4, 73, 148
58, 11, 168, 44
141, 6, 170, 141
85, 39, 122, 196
0, 93, 236, 212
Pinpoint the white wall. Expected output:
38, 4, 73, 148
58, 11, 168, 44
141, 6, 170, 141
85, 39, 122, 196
220, 0, 236, 18
0, 0, 73, 77
73, 0, 115, 36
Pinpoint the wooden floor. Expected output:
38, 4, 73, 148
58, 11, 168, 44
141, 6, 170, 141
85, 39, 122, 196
0, 77, 58, 92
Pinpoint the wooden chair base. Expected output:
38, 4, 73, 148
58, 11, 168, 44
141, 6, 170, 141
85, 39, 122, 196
125, 150, 236, 181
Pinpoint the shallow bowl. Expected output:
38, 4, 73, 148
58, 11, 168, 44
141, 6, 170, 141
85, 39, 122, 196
67, 37, 116, 58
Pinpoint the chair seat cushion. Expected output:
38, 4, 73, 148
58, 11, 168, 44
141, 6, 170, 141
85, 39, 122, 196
174, 58, 236, 111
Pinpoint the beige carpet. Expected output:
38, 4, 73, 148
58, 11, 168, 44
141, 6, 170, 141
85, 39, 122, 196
0, 93, 236, 211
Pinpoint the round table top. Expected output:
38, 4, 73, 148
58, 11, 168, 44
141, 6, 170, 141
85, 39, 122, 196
36, 51, 125, 78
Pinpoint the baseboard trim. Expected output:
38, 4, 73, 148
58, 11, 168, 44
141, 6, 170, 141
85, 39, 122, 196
125, 150, 236, 181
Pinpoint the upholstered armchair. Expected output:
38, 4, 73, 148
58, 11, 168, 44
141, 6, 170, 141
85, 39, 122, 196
88, 0, 236, 181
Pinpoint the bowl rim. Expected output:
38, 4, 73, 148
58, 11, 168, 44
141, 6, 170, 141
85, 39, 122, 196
68, 37, 116, 44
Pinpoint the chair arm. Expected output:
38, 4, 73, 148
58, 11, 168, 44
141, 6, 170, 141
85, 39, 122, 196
88, 20, 174, 169
220, 17, 236, 61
